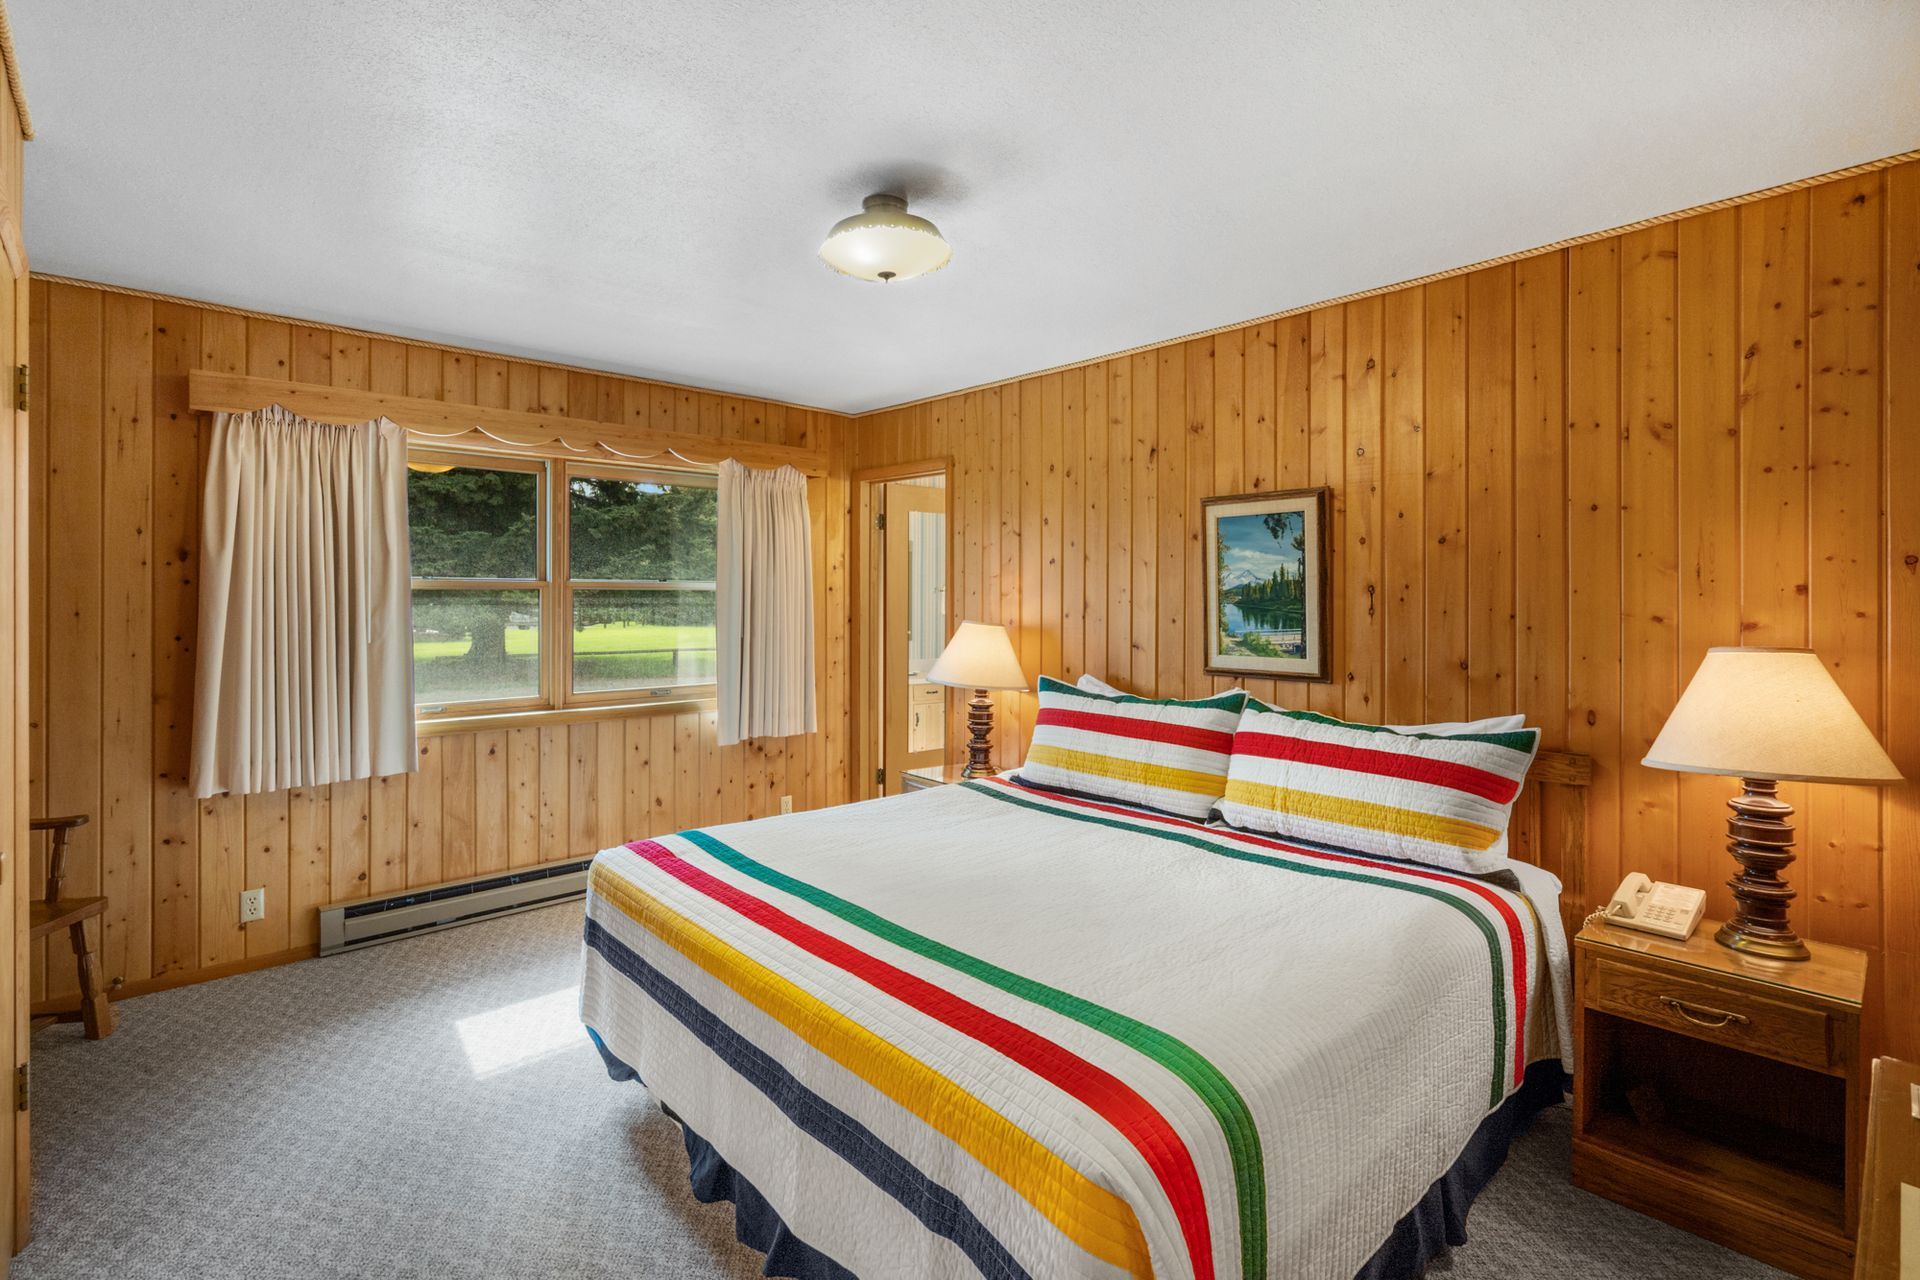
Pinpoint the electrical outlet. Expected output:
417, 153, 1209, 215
239, 888, 266, 924
779, 795, 794, 815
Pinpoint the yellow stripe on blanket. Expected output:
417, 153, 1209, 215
591, 865, 1154, 1279
1026, 744, 1226, 797
1222, 779, 1502, 851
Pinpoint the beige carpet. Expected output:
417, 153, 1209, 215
12, 902, 1784, 1279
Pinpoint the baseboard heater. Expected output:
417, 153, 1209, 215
318, 858, 595, 956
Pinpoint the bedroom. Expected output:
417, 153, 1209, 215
0, 2, 1911, 1278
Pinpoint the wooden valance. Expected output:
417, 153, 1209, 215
186, 370, 831, 477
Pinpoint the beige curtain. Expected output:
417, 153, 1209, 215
715, 460, 816, 746
191, 405, 415, 798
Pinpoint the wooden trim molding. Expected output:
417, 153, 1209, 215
0, 3, 30, 140
187, 369, 831, 476
853, 146, 1920, 417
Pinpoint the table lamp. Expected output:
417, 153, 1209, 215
1641, 646, 1901, 960
926, 622, 1029, 778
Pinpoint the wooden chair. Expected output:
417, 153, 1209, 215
29, 815, 115, 1039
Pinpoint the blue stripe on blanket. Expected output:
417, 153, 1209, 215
584, 917, 1035, 1280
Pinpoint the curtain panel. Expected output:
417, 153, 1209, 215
191, 405, 415, 798
715, 460, 816, 746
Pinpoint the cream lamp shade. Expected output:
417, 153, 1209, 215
926, 622, 1027, 692
1642, 647, 1900, 784
818, 194, 952, 283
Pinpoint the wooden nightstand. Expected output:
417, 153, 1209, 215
1572, 918, 1868, 1280
899, 762, 1005, 792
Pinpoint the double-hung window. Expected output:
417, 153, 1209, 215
407, 450, 719, 719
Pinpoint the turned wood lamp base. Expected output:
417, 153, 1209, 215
961, 689, 998, 778
1714, 777, 1811, 962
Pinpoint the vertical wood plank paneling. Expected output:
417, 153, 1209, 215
1129, 352, 1157, 695
1619, 226, 1681, 887
1380, 290, 1425, 724
1805, 175, 1884, 951
406, 738, 442, 887
1739, 191, 1814, 898
440, 733, 476, 881
1464, 266, 1516, 718
1155, 348, 1186, 697
1081, 371, 1106, 689
1566, 239, 1624, 910
45, 284, 104, 995
507, 727, 539, 868
1307, 308, 1345, 718
149, 301, 201, 976
1513, 253, 1567, 745
1342, 303, 1384, 720
1183, 340, 1213, 697
243, 788, 289, 957
1106, 362, 1133, 689
1040, 374, 1064, 689
1674, 212, 1742, 916
1423, 279, 1468, 721
286, 786, 329, 949
99, 294, 154, 984
471, 730, 507, 875
1062, 369, 1085, 683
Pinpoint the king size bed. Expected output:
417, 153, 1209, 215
579, 743, 1590, 1280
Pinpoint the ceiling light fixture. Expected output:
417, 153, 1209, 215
818, 193, 951, 283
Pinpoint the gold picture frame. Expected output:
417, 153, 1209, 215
1202, 486, 1331, 682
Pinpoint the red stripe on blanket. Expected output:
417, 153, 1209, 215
982, 777, 1534, 1088
1230, 731, 1522, 804
1036, 706, 1235, 756
625, 837, 1218, 1280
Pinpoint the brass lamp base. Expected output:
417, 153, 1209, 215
1715, 777, 1810, 962
961, 690, 997, 779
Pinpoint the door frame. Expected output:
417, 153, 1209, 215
851, 458, 951, 801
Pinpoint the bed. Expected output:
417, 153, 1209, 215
579, 756, 1589, 1280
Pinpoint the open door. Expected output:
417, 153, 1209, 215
0, 48, 23, 1265
0, 22, 28, 1261
877, 479, 946, 794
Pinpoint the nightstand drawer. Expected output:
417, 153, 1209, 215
1584, 954, 1833, 1071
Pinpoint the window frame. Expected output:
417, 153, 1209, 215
408, 448, 553, 719
408, 445, 721, 725
558, 460, 719, 709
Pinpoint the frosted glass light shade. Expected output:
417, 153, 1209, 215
927, 622, 1027, 692
818, 194, 951, 283
1642, 647, 1901, 784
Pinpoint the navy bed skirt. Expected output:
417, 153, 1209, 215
593, 1032, 1567, 1280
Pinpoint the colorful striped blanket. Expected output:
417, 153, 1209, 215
580, 776, 1570, 1280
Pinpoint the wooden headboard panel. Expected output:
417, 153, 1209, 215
1510, 749, 1595, 940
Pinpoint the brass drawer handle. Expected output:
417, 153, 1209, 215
1659, 997, 1749, 1029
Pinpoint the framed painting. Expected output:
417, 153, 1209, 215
1203, 487, 1331, 681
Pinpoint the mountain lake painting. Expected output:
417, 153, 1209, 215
1203, 487, 1330, 680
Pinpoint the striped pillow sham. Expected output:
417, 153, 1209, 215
1218, 705, 1540, 874
1017, 676, 1246, 819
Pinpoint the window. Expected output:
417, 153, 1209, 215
406, 450, 719, 718
565, 466, 718, 698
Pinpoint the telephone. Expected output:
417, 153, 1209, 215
1601, 873, 1706, 941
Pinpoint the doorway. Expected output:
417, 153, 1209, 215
856, 467, 949, 797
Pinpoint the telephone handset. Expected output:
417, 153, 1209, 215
1601, 873, 1705, 941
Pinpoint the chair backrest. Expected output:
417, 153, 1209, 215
29, 814, 89, 904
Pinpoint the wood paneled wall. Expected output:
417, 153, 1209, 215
856, 159, 1920, 1060
28, 281, 853, 1002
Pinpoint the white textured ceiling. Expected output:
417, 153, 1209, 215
13, 2, 1920, 414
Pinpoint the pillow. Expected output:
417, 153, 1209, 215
1385, 714, 1525, 735
1075, 673, 1126, 697
1242, 696, 1525, 739
1018, 676, 1246, 820
1218, 705, 1540, 874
